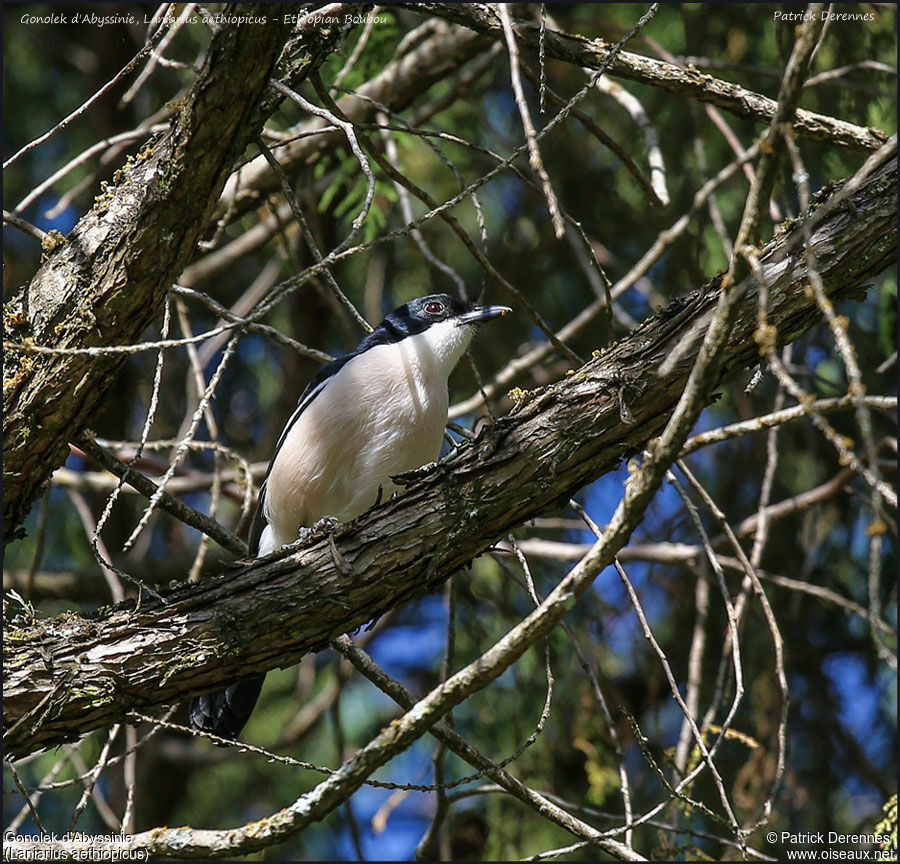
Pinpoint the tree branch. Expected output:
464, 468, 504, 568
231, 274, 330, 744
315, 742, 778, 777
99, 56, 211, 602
2, 5, 350, 539
3, 151, 894, 760
74, 432, 248, 558
405, 3, 887, 152
214, 17, 492, 219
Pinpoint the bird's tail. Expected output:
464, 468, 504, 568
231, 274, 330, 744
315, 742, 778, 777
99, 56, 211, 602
189, 675, 266, 741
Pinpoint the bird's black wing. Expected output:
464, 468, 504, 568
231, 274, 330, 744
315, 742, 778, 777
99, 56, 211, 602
247, 479, 268, 556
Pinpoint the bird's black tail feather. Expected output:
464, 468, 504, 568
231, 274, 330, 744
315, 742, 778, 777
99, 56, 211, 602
189, 675, 266, 742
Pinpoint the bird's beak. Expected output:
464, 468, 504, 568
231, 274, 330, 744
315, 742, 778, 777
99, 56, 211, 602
458, 304, 512, 325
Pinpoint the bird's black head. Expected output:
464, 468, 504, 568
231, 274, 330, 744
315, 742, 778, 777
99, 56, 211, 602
293, 294, 511, 423
357, 294, 511, 351
405, 294, 471, 326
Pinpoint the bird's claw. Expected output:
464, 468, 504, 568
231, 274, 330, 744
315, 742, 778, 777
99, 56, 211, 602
312, 515, 342, 533
279, 517, 342, 552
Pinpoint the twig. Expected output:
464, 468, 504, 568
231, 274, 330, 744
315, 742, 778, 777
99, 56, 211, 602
5, 756, 67, 833
782, 131, 893, 667
310, 74, 585, 366
88, 296, 172, 596
661, 470, 745, 811
519, 63, 665, 209
121, 725, 138, 834
679, 395, 896, 456
3, 210, 46, 242
4, 25, 169, 170
331, 5, 379, 91
235, 5, 661, 341
639, 31, 779, 222
733, 7, 825, 266
674, 561, 710, 777
376, 112, 466, 294
67, 725, 121, 831
121, 335, 240, 551
414, 577, 456, 860
76, 433, 246, 558
175, 297, 223, 581
675, 458, 790, 835
271, 78, 378, 279
6, 761, 49, 835
332, 636, 643, 861
660, 6, 826, 376
127, 644, 646, 861
171, 283, 332, 364
66, 490, 125, 604
255, 132, 372, 334
614, 524, 742, 843
498, 3, 564, 237
119, 5, 197, 107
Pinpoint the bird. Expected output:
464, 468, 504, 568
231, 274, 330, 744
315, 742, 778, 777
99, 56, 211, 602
189, 293, 511, 740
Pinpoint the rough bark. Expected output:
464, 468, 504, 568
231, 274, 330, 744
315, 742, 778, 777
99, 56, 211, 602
4, 155, 895, 759
1, 4, 349, 538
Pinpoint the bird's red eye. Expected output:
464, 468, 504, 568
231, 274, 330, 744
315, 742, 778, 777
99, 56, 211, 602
425, 301, 444, 315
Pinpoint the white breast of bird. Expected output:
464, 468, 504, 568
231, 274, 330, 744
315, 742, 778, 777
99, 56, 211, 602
262, 321, 473, 550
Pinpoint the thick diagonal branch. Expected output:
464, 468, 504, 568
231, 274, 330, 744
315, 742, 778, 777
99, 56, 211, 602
3, 154, 895, 759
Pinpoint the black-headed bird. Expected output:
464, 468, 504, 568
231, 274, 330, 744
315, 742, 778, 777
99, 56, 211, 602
189, 294, 511, 740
